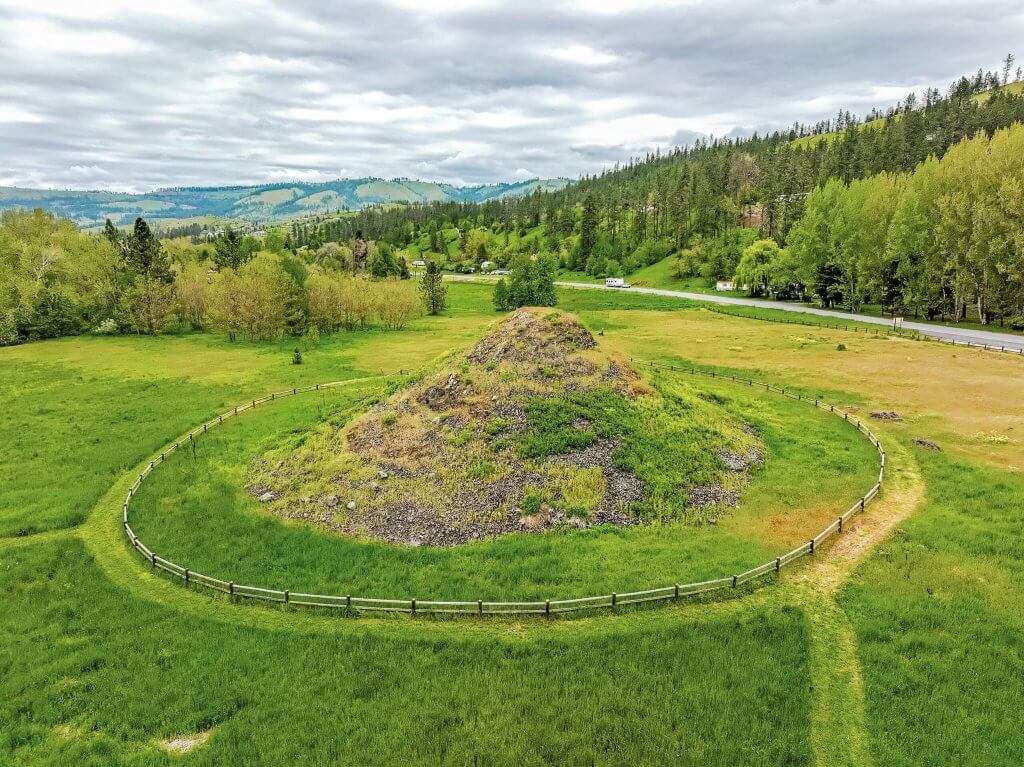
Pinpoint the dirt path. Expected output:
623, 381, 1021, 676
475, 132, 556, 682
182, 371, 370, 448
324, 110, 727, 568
794, 436, 923, 594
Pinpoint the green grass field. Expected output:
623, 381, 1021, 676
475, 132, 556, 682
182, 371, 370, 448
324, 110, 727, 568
3, 281, 1024, 765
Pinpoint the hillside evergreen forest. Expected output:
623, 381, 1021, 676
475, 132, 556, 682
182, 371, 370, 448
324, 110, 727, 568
317, 63, 1024, 325
3, 62, 1024, 345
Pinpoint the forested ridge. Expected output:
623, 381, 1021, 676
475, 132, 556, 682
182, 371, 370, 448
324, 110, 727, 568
3, 62, 1024, 345
294, 63, 1024, 326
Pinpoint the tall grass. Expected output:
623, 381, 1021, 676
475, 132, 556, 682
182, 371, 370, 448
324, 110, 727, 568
0, 538, 813, 766
840, 449, 1024, 765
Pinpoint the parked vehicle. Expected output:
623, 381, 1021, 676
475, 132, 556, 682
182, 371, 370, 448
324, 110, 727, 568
605, 277, 631, 288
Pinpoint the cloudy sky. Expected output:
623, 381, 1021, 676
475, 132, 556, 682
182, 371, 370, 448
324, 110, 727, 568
0, 0, 1021, 192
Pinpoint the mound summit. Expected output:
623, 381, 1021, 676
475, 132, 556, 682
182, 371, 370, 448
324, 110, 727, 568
250, 309, 760, 547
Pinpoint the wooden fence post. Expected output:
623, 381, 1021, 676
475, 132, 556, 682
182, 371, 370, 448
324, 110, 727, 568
545, 600, 550, 615
611, 592, 617, 607
809, 539, 815, 555
674, 584, 680, 600
284, 590, 289, 604
775, 557, 781, 572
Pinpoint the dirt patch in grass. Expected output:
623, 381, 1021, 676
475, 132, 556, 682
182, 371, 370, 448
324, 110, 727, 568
250, 309, 758, 546
160, 729, 212, 754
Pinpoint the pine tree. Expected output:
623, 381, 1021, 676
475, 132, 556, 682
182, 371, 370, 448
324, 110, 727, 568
125, 218, 171, 282
102, 219, 123, 253
419, 261, 447, 315
214, 227, 247, 270
579, 193, 598, 263
492, 278, 510, 311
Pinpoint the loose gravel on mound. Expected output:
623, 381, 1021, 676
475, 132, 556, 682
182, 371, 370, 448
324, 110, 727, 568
249, 308, 759, 547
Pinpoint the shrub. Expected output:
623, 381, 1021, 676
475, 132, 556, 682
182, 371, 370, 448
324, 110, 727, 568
485, 417, 509, 436
520, 489, 545, 516
292, 348, 303, 365
92, 318, 118, 336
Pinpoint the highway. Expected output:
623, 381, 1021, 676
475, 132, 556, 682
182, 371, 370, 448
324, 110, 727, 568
449, 275, 1024, 353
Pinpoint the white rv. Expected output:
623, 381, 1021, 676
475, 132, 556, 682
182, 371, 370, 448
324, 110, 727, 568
605, 277, 630, 288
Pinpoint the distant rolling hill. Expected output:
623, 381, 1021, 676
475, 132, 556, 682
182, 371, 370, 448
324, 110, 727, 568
0, 177, 571, 229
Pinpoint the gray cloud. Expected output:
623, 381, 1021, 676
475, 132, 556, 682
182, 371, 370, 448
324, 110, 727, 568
0, 0, 1021, 191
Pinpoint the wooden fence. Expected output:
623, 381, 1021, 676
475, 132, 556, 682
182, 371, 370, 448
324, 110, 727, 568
122, 363, 886, 616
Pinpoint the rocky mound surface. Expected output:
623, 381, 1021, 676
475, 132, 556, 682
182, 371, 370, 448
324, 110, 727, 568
249, 308, 758, 547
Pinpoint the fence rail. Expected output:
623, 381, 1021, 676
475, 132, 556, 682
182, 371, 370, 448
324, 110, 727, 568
121, 362, 886, 616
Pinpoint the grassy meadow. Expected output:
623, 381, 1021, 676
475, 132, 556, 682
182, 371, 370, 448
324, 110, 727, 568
2, 281, 1024, 765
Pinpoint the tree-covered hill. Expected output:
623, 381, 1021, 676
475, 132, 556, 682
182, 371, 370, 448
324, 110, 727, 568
0, 177, 570, 229
326, 63, 1024, 327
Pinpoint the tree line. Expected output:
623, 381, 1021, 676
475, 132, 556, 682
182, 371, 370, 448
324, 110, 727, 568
296, 61, 1024, 325
782, 123, 1024, 324
0, 213, 428, 345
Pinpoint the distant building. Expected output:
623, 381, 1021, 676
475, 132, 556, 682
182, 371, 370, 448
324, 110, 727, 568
412, 259, 426, 267
716, 280, 736, 291
480, 260, 495, 272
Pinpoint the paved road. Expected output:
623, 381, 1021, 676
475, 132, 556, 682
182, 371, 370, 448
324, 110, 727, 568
451, 276, 1024, 353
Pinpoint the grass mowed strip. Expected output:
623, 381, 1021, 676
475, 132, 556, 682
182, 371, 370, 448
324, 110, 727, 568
1, 538, 813, 766
839, 449, 1024, 766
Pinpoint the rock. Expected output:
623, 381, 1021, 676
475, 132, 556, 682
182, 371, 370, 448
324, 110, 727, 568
717, 448, 763, 472
687, 486, 739, 508
325, 495, 340, 507
346, 501, 357, 510
870, 410, 903, 422
378, 469, 389, 479
914, 438, 942, 451
519, 514, 545, 530
274, 460, 284, 470
566, 516, 588, 529
370, 482, 381, 493
301, 496, 311, 504
258, 491, 277, 502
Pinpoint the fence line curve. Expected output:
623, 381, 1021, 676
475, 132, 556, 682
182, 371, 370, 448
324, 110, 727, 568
121, 363, 886, 616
